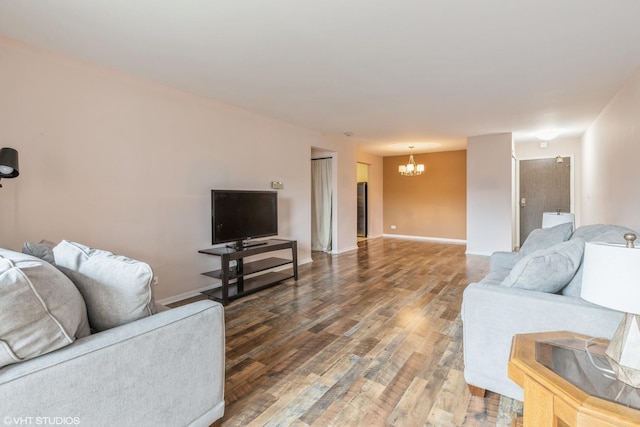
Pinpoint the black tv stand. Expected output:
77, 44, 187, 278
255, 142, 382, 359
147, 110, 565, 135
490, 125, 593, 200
199, 239, 298, 305
225, 240, 268, 250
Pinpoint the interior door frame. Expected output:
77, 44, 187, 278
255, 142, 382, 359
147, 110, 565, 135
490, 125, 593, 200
514, 154, 575, 247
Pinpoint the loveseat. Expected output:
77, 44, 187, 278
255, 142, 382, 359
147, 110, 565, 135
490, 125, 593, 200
0, 241, 225, 426
461, 224, 635, 401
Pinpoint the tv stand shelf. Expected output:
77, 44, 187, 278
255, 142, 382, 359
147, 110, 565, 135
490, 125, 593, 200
198, 239, 298, 305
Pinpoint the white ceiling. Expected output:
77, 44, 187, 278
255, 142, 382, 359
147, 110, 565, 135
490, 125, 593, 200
2, 0, 640, 156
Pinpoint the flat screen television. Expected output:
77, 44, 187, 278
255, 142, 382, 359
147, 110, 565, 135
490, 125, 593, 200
211, 190, 278, 249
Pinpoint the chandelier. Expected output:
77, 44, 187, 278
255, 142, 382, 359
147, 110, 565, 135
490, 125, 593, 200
398, 146, 424, 176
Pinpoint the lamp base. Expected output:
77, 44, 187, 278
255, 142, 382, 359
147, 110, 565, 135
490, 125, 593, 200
606, 313, 640, 388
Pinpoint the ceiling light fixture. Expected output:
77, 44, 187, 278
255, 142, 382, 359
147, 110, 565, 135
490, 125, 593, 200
536, 130, 559, 141
398, 146, 424, 176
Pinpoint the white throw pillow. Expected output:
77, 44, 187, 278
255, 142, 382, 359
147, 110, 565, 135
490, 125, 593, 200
0, 249, 90, 369
502, 238, 585, 293
53, 241, 156, 332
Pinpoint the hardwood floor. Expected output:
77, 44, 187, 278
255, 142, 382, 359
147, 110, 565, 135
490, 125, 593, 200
180, 238, 523, 426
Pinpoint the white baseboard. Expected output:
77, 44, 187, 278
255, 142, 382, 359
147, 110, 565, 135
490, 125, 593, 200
332, 245, 359, 254
156, 257, 313, 306
464, 250, 492, 256
156, 284, 222, 306
298, 257, 313, 265
382, 234, 467, 245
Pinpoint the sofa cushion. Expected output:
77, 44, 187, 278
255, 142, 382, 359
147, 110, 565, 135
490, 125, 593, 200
0, 248, 90, 369
518, 222, 573, 259
502, 238, 584, 293
478, 268, 511, 286
53, 241, 156, 332
22, 240, 56, 264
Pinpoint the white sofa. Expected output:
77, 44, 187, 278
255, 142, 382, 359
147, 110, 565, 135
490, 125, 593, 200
461, 224, 634, 401
0, 242, 225, 426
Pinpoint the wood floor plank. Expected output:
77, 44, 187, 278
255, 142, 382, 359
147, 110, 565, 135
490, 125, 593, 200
389, 376, 432, 426
173, 238, 521, 426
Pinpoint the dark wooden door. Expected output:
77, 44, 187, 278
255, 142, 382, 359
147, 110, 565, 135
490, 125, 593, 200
519, 157, 571, 245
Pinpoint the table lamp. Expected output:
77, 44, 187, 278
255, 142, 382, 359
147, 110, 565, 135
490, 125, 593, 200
542, 211, 575, 230
581, 233, 640, 388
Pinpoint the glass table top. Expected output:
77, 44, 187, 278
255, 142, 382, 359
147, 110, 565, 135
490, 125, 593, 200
536, 337, 640, 411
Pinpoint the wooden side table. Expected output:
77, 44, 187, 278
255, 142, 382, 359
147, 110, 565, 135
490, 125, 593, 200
508, 331, 640, 427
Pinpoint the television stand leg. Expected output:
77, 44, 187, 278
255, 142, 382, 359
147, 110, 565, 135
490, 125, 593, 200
236, 259, 244, 293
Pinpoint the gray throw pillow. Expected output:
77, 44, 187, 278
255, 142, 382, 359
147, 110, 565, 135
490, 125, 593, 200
22, 240, 56, 264
53, 241, 157, 332
518, 222, 574, 259
0, 249, 90, 369
502, 238, 585, 293
570, 224, 637, 242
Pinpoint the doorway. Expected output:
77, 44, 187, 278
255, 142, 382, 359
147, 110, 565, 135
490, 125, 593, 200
357, 182, 368, 238
356, 162, 369, 241
519, 156, 572, 245
311, 156, 333, 252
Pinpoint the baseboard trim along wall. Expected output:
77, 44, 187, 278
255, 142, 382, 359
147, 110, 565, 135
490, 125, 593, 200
333, 246, 359, 255
382, 234, 467, 245
157, 257, 313, 306
464, 250, 492, 256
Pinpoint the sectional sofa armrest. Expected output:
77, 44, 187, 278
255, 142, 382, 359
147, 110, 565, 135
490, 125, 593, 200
0, 300, 225, 427
489, 251, 518, 271
461, 282, 623, 401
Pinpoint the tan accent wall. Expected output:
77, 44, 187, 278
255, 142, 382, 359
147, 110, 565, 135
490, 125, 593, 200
383, 150, 466, 240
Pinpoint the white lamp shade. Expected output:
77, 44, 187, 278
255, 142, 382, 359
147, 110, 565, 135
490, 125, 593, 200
542, 212, 575, 230
581, 242, 640, 315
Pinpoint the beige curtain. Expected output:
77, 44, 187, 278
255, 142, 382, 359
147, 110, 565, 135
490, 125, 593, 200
311, 158, 332, 252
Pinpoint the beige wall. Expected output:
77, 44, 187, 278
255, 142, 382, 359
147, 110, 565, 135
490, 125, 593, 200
383, 150, 466, 240
466, 133, 513, 255
581, 69, 640, 231
356, 148, 383, 238
0, 37, 358, 301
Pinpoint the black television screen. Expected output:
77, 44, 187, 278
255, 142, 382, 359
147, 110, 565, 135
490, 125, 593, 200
211, 190, 278, 247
